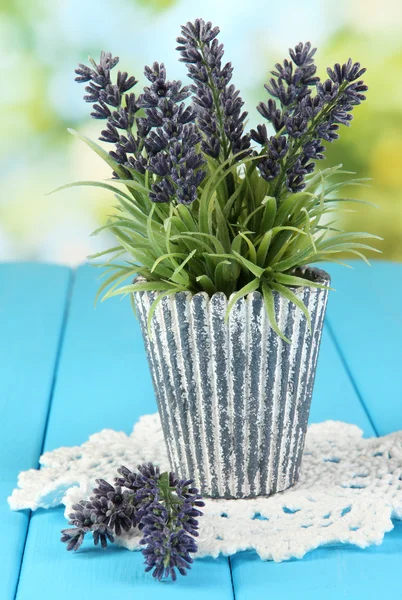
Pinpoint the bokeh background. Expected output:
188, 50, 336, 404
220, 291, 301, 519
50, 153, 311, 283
1, 0, 401, 264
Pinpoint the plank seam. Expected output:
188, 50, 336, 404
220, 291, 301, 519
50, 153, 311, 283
13, 267, 76, 600
325, 319, 379, 437
228, 557, 237, 600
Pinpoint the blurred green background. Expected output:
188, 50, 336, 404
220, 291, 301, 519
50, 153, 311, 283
1, 0, 401, 264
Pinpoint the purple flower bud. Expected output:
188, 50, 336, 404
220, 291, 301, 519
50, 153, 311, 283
268, 135, 288, 159
317, 79, 339, 102
316, 121, 340, 142
258, 157, 281, 181
303, 139, 325, 160
285, 113, 308, 138
250, 124, 269, 145
289, 41, 316, 67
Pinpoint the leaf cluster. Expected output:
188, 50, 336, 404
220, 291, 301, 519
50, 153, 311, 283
55, 130, 380, 339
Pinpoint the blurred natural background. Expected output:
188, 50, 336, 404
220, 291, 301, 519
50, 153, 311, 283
1, 0, 401, 264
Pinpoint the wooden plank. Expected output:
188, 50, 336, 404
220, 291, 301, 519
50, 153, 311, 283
324, 261, 402, 598
15, 265, 234, 600
230, 261, 402, 599
309, 327, 375, 429
1, 263, 71, 600
325, 261, 402, 434
231, 523, 402, 600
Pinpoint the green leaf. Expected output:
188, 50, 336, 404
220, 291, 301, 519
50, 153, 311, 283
262, 283, 290, 343
170, 233, 217, 253
324, 178, 371, 196
95, 268, 136, 305
324, 197, 378, 207
196, 275, 216, 295
47, 180, 134, 201
232, 250, 265, 278
271, 225, 308, 237
91, 217, 147, 237
146, 287, 186, 337
214, 195, 231, 252
87, 245, 123, 260
266, 230, 295, 265
147, 204, 165, 256
175, 204, 197, 232
318, 242, 382, 254
231, 233, 244, 255
260, 197, 277, 232
103, 280, 177, 300
311, 256, 353, 268
274, 191, 312, 227
163, 210, 181, 271
151, 253, 187, 273
273, 272, 330, 290
165, 216, 188, 235
256, 230, 272, 267
317, 232, 382, 250
222, 178, 249, 219
170, 249, 197, 285
214, 260, 233, 294
239, 232, 257, 264
200, 150, 267, 209
226, 278, 260, 316
67, 129, 127, 177
303, 164, 345, 192
114, 195, 149, 226
114, 178, 152, 196
270, 281, 312, 333
273, 245, 320, 272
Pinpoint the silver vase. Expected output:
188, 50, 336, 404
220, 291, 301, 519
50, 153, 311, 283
134, 267, 330, 498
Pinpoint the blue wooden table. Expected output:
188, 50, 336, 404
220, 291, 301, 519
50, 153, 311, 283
1, 260, 402, 600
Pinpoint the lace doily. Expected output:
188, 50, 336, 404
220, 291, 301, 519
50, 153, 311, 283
9, 414, 402, 562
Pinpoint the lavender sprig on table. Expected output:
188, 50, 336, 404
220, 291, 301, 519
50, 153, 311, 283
60, 463, 204, 582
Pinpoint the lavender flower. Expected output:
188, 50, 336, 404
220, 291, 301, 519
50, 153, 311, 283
139, 471, 204, 581
76, 54, 206, 203
61, 463, 204, 583
61, 500, 115, 550
60, 528, 88, 552
176, 18, 250, 160
75, 27, 367, 205
75, 52, 141, 179
141, 526, 197, 581
253, 46, 367, 194
327, 59, 366, 84
138, 61, 207, 204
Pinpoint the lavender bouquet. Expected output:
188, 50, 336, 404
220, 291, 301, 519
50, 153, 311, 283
58, 17, 378, 339
61, 463, 204, 582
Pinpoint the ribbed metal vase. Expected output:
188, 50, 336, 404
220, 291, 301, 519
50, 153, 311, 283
134, 267, 330, 499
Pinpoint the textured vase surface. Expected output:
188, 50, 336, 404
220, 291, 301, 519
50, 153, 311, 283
134, 268, 330, 499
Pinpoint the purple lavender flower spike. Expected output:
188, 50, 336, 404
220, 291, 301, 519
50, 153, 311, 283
177, 18, 250, 160
253, 46, 367, 196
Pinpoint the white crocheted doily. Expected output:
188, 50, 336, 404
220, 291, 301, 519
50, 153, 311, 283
9, 414, 402, 562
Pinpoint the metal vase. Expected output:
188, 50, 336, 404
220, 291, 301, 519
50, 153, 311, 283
134, 267, 330, 499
